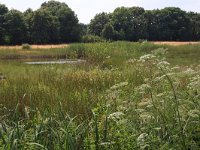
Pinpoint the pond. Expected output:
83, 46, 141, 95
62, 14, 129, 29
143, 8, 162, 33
24, 59, 86, 65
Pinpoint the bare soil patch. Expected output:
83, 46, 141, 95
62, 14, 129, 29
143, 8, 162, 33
0, 44, 69, 49
152, 41, 200, 46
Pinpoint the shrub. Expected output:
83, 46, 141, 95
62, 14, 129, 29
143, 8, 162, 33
138, 39, 148, 43
81, 35, 105, 43
69, 44, 86, 58
21, 43, 31, 50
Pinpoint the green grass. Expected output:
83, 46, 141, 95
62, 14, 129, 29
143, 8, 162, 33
0, 41, 200, 149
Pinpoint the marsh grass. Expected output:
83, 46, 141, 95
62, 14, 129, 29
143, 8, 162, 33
0, 42, 200, 149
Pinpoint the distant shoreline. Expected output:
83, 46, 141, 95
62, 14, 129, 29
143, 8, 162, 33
0, 42, 200, 49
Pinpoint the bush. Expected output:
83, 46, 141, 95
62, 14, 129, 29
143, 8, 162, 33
81, 35, 105, 43
68, 44, 86, 58
138, 39, 148, 43
21, 43, 31, 50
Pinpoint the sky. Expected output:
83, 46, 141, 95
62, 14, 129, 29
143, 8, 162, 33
0, 0, 200, 24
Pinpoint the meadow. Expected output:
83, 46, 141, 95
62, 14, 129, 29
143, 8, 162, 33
0, 41, 200, 149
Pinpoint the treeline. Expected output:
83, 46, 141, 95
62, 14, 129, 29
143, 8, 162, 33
88, 7, 200, 41
0, 1, 200, 45
0, 1, 81, 45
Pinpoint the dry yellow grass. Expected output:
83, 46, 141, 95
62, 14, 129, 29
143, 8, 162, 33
0, 44, 69, 49
0, 42, 200, 50
152, 41, 200, 46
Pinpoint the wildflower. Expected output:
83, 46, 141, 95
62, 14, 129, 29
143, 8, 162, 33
135, 83, 151, 94
154, 73, 175, 82
183, 68, 195, 75
106, 56, 111, 59
188, 109, 200, 118
137, 133, 148, 143
110, 82, 128, 90
187, 75, 200, 91
146, 104, 153, 108
135, 109, 145, 113
152, 48, 168, 57
99, 141, 115, 146
138, 99, 151, 107
156, 93, 165, 97
118, 106, 127, 111
139, 54, 156, 62
118, 118, 128, 125
157, 61, 170, 69
140, 112, 153, 121
108, 112, 124, 120
171, 66, 180, 71
127, 58, 137, 64
153, 127, 161, 131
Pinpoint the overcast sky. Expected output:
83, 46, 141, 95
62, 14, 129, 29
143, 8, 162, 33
1, 0, 200, 24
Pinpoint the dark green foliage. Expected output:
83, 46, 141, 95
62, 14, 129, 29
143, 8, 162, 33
102, 23, 115, 40
81, 35, 105, 43
147, 7, 191, 41
4, 10, 27, 45
88, 12, 110, 36
31, 9, 60, 44
0, 1, 81, 45
41, 1, 81, 43
111, 7, 145, 41
0, 4, 8, 44
1, 1, 200, 44
79, 23, 88, 36
188, 12, 200, 41
23, 8, 34, 43
89, 6, 200, 42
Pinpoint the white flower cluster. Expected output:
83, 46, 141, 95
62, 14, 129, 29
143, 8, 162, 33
137, 133, 149, 149
108, 111, 124, 121
127, 58, 137, 64
188, 109, 200, 118
152, 48, 168, 57
135, 83, 151, 94
157, 61, 170, 69
110, 82, 128, 90
137, 133, 148, 143
139, 54, 156, 62
183, 68, 195, 75
187, 75, 200, 92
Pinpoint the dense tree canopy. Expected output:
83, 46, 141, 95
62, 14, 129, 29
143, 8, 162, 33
0, 1, 200, 45
31, 9, 60, 44
111, 7, 146, 41
41, 1, 81, 42
89, 6, 200, 42
188, 12, 200, 40
88, 12, 110, 36
4, 10, 27, 45
0, 4, 8, 44
0, 1, 81, 45
102, 23, 115, 40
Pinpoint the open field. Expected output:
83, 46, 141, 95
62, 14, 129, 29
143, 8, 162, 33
0, 42, 200, 149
